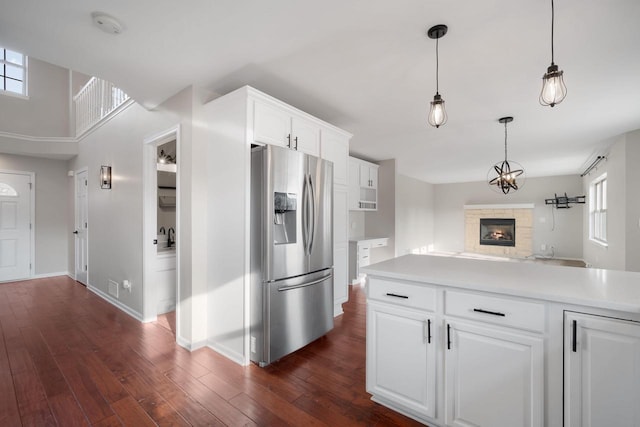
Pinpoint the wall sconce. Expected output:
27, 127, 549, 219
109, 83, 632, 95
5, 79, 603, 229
100, 165, 112, 189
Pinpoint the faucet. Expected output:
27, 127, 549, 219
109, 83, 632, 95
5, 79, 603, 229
159, 226, 166, 234
167, 227, 175, 248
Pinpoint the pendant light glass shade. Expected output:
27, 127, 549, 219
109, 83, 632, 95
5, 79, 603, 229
540, 63, 567, 107
428, 93, 447, 128
488, 117, 525, 194
427, 25, 448, 128
540, 0, 566, 107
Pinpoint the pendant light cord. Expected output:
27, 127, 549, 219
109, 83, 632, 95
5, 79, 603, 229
435, 37, 440, 94
504, 121, 508, 160
550, 0, 555, 64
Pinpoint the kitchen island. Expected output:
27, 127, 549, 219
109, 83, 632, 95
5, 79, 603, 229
362, 254, 640, 427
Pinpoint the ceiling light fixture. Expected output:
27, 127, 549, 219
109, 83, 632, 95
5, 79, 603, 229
427, 24, 448, 128
91, 12, 124, 35
539, 0, 567, 107
488, 117, 525, 194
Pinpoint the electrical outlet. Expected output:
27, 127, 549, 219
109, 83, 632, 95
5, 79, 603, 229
122, 280, 132, 292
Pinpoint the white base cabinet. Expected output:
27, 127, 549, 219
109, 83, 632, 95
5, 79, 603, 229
445, 321, 543, 427
564, 312, 640, 427
367, 301, 437, 419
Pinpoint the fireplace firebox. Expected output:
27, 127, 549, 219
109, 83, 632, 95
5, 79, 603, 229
480, 218, 515, 246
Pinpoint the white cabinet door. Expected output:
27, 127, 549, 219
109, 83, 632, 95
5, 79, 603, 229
445, 321, 543, 427
291, 116, 320, 157
367, 302, 437, 419
253, 100, 291, 147
369, 164, 378, 189
320, 131, 349, 186
565, 312, 640, 427
359, 163, 371, 187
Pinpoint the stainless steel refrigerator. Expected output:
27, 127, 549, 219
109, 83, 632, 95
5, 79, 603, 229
250, 144, 333, 366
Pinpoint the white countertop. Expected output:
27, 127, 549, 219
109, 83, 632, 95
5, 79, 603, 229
349, 236, 388, 243
361, 254, 640, 313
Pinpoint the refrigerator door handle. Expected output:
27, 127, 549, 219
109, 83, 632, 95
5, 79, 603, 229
307, 174, 316, 254
301, 174, 309, 254
277, 272, 332, 292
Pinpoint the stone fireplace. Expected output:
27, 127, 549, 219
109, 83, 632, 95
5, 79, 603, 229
464, 204, 533, 257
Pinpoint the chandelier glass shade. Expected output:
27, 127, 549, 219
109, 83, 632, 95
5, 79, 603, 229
540, 0, 567, 107
427, 24, 448, 128
488, 117, 525, 194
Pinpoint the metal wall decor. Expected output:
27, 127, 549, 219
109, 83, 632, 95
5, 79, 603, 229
540, 0, 567, 107
427, 24, 448, 128
488, 117, 525, 194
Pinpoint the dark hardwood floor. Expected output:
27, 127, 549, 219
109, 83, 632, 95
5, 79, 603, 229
0, 276, 423, 426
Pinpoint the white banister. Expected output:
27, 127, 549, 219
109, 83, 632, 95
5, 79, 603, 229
73, 77, 130, 136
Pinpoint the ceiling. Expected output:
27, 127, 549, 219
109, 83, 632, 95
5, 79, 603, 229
2, 0, 639, 183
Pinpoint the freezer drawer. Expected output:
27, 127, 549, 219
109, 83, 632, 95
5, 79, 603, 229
266, 269, 334, 364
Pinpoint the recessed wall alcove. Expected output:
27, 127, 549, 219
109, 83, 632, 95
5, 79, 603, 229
464, 204, 533, 257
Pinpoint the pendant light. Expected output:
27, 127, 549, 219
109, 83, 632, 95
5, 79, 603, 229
488, 117, 525, 194
539, 0, 567, 107
427, 24, 448, 128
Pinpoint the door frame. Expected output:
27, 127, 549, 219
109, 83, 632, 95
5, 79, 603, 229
0, 169, 35, 280
142, 125, 181, 332
73, 167, 89, 284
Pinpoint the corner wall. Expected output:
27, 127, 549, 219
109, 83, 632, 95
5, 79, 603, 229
395, 174, 434, 256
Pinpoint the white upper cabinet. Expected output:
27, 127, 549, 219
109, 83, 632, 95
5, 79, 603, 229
359, 162, 378, 189
349, 156, 379, 210
320, 129, 349, 186
253, 99, 321, 157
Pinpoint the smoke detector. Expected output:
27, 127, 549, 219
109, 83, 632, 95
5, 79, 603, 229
91, 12, 124, 35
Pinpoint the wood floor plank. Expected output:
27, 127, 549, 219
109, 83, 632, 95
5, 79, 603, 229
110, 396, 157, 427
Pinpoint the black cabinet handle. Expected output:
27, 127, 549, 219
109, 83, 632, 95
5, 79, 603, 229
447, 323, 451, 350
385, 293, 408, 299
473, 308, 506, 317
73, 230, 79, 234
427, 319, 432, 344
294, 136, 298, 150
287, 134, 291, 148
572, 319, 577, 352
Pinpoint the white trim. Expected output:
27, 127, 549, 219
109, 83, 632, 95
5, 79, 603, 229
33, 271, 72, 279
208, 341, 247, 366
0, 91, 29, 100
464, 203, 535, 210
142, 124, 181, 345
88, 284, 144, 321
76, 98, 135, 140
0, 131, 75, 143
74, 167, 89, 285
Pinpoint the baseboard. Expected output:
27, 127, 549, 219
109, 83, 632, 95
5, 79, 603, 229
33, 271, 72, 279
175, 336, 207, 352
207, 340, 247, 366
87, 285, 144, 322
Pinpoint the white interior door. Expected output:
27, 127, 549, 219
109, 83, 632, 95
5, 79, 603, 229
0, 172, 31, 282
74, 169, 88, 285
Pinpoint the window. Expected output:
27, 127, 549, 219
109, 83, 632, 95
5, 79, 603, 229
589, 173, 607, 245
0, 47, 27, 96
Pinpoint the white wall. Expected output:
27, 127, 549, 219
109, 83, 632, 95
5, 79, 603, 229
365, 159, 396, 263
434, 175, 584, 259
625, 130, 640, 272
68, 97, 185, 321
0, 58, 70, 137
0, 154, 69, 275
395, 174, 434, 256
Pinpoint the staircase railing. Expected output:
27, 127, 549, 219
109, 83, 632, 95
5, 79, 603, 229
73, 77, 130, 136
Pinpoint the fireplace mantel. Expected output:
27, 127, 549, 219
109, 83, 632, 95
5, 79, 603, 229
463, 203, 535, 210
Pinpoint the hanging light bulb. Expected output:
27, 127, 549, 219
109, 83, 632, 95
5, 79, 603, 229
488, 117, 525, 194
427, 24, 448, 128
540, 0, 567, 107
